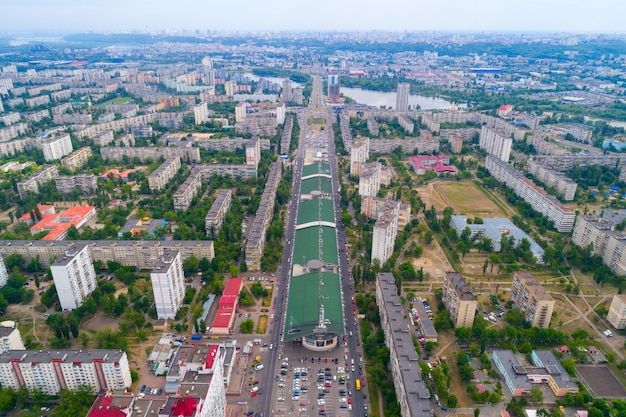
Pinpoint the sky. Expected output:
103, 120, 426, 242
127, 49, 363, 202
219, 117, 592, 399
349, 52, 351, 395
3, 0, 626, 34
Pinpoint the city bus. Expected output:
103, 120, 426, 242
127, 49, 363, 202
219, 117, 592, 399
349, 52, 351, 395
356, 379, 361, 391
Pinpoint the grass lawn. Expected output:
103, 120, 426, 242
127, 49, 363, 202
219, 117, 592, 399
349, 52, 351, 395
261, 284, 274, 307
257, 315, 267, 334
96, 97, 132, 107
434, 181, 506, 217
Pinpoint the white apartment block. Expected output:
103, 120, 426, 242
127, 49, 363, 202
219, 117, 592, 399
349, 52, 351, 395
245, 136, 261, 166
25, 95, 49, 108
148, 157, 181, 190
173, 172, 202, 211
100, 145, 200, 163
0, 123, 28, 142
480, 126, 512, 162
51, 244, 97, 311
194, 102, 209, 125
571, 213, 626, 277
0, 255, 8, 289
52, 113, 92, 125
527, 159, 577, 201
368, 138, 439, 155
397, 115, 414, 134
0, 324, 25, 354
92, 130, 115, 147
205, 189, 232, 235
361, 196, 411, 231
0, 349, 131, 395
395, 83, 410, 112
224, 81, 237, 98
372, 212, 398, 264
442, 272, 477, 328
42, 134, 73, 162
485, 156, 576, 233
276, 103, 286, 125
0, 113, 21, 126
17, 165, 59, 199
235, 103, 247, 123
151, 250, 185, 320
0, 78, 13, 95
60, 146, 92, 171
350, 137, 370, 175
359, 162, 381, 197
608, 294, 626, 330
510, 271, 555, 328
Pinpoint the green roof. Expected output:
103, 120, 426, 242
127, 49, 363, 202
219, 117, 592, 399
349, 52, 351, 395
297, 199, 336, 225
302, 162, 331, 177
300, 177, 333, 195
292, 226, 338, 266
283, 271, 344, 342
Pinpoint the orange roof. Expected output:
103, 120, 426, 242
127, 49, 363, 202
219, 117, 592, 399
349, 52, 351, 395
100, 169, 135, 180
29, 205, 95, 240
18, 205, 55, 222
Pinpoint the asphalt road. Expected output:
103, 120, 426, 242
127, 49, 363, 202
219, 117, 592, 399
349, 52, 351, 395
259, 76, 367, 417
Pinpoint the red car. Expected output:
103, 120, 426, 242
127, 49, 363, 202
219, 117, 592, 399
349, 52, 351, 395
250, 391, 258, 398
348, 399, 352, 404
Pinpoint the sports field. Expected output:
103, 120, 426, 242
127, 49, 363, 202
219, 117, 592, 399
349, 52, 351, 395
433, 181, 506, 217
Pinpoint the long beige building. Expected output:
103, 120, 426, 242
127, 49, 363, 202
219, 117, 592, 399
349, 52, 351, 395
0, 240, 214, 269
571, 212, 626, 277
510, 271, 554, 328
442, 272, 477, 328
173, 172, 202, 210
100, 145, 200, 163
61, 146, 93, 171
148, 156, 181, 190
205, 189, 232, 236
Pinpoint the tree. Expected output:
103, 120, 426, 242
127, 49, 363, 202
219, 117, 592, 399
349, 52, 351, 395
183, 255, 199, 277
0, 386, 15, 411
240, 319, 254, 334
529, 387, 543, 404
474, 409, 480, 417
448, 394, 458, 408
51, 386, 95, 417
5, 253, 24, 271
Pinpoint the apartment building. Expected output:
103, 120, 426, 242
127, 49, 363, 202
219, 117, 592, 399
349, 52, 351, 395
533, 154, 626, 172
235, 116, 277, 136
61, 146, 92, 171
350, 137, 370, 175
205, 189, 232, 236
526, 159, 578, 201
151, 250, 185, 320
376, 273, 431, 417
368, 138, 439, 155
571, 211, 626, 278
0, 123, 28, 142
0, 255, 8, 289
361, 196, 411, 231
0, 113, 21, 126
193, 164, 258, 180
24, 109, 50, 123
562, 123, 593, 144
480, 126, 512, 162
280, 116, 294, 154
55, 174, 97, 195
195, 137, 270, 152
424, 110, 527, 140
245, 136, 261, 166
358, 162, 381, 197
100, 145, 201, 163
367, 117, 379, 136
245, 161, 282, 271
372, 212, 398, 264
173, 172, 202, 211
0, 349, 131, 395
25, 95, 49, 108
485, 156, 576, 233
51, 244, 98, 311
397, 115, 414, 134
42, 134, 73, 162
148, 157, 181, 190
442, 272, 477, 328
395, 83, 410, 112
0, 324, 25, 354
607, 294, 626, 330
52, 113, 92, 125
17, 165, 59, 199
224, 81, 237, 98
194, 102, 209, 125
510, 271, 555, 328
235, 102, 247, 123
92, 130, 115, 147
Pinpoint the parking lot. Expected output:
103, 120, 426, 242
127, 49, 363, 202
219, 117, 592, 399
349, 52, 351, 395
269, 337, 368, 417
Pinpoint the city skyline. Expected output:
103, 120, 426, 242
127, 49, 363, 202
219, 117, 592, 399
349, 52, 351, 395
3, 0, 626, 33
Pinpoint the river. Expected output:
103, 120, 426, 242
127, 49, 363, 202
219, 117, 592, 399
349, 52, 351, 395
340, 87, 455, 110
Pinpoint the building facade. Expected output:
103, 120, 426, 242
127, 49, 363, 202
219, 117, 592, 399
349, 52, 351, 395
395, 83, 410, 112
54, 174, 97, 195
60, 146, 93, 171
480, 126, 512, 162
510, 271, 555, 328
151, 250, 185, 320
42, 134, 73, 162
607, 294, 626, 330
442, 272, 477, 328
571, 212, 626, 277
0, 349, 131, 395
350, 137, 370, 175
148, 157, 181, 191
51, 244, 97, 311
371, 212, 398, 264
173, 172, 202, 211
205, 189, 232, 236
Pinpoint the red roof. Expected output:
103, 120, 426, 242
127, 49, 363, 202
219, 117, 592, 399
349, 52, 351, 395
205, 345, 219, 369
222, 278, 243, 297
87, 393, 131, 417
25, 205, 95, 241
409, 156, 456, 174
170, 397, 197, 417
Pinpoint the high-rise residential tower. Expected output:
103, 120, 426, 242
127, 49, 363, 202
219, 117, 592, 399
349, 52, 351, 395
396, 83, 410, 111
